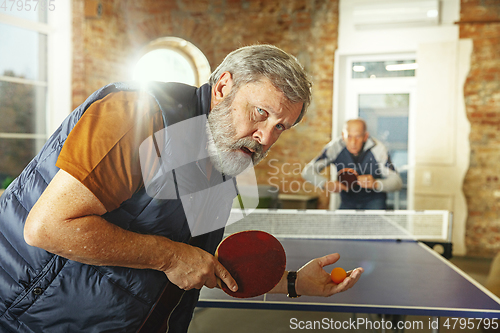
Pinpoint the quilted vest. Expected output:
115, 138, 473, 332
0, 82, 227, 332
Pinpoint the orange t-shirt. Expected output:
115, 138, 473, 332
56, 91, 164, 211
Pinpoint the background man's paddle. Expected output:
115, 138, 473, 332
337, 168, 358, 189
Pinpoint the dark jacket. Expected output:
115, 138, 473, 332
302, 136, 402, 207
0, 82, 227, 332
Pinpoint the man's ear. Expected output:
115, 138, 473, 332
364, 131, 369, 142
211, 71, 233, 108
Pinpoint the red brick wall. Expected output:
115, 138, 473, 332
72, 0, 338, 209
460, 0, 500, 256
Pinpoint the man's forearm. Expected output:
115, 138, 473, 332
26, 214, 172, 272
23, 169, 234, 291
377, 172, 403, 192
267, 271, 289, 294
302, 162, 328, 189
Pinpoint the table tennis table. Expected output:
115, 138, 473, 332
197, 209, 500, 330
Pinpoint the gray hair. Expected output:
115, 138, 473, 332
209, 44, 312, 125
343, 118, 367, 134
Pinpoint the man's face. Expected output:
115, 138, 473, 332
208, 75, 303, 176
342, 121, 368, 156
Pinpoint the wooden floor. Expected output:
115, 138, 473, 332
188, 256, 496, 333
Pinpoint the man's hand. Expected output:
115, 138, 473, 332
268, 253, 364, 297
357, 174, 379, 190
325, 180, 347, 193
161, 242, 238, 291
296, 253, 364, 297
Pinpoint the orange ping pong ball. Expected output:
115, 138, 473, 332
331, 267, 347, 284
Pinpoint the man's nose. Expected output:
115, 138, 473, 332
253, 125, 274, 147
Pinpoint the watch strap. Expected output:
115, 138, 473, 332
286, 271, 300, 298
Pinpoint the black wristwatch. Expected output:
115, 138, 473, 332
286, 271, 300, 298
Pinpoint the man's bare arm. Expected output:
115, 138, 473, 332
24, 169, 237, 291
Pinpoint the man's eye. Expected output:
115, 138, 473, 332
276, 124, 285, 131
257, 107, 266, 116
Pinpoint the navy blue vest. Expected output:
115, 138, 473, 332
334, 148, 387, 205
0, 82, 226, 332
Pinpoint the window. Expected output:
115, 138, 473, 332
0, 9, 49, 186
359, 93, 410, 209
0, 1, 71, 188
133, 37, 210, 87
352, 60, 417, 79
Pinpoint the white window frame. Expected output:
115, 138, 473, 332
0, 1, 71, 144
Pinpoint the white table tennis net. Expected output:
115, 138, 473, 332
224, 209, 451, 242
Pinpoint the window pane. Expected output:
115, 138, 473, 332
359, 93, 409, 209
133, 49, 196, 85
352, 60, 416, 79
0, 2, 48, 23
0, 81, 46, 134
0, 23, 47, 81
0, 138, 45, 181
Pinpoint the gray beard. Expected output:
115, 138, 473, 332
206, 97, 268, 176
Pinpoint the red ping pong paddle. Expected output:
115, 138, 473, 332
337, 168, 359, 188
215, 230, 286, 298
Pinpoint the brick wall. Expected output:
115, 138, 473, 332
460, 0, 500, 256
72, 0, 338, 209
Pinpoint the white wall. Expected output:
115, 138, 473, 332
338, 0, 459, 54
333, 0, 471, 255
413, 39, 472, 256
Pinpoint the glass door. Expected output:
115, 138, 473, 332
359, 93, 409, 209
341, 54, 417, 210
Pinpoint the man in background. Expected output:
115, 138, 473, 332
302, 118, 402, 210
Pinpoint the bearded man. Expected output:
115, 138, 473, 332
0, 45, 363, 333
